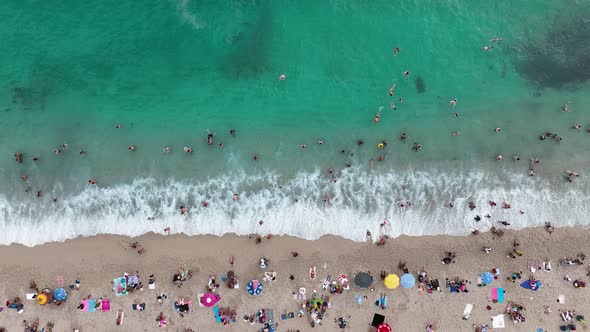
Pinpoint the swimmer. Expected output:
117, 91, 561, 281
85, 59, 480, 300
218, 143, 224, 148
370, 158, 374, 170
180, 205, 187, 215
489, 201, 497, 207
300, 144, 306, 149
20, 175, 27, 181
398, 97, 403, 103
450, 98, 457, 107
79, 150, 86, 157
393, 47, 400, 56
328, 168, 333, 174
279, 74, 286, 81
494, 127, 501, 132
489, 37, 502, 42
357, 139, 364, 146
183, 146, 192, 153
400, 132, 407, 141
562, 102, 570, 112
88, 179, 97, 185
340, 149, 346, 154
54, 149, 61, 155
317, 139, 324, 145
496, 154, 503, 161
412, 143, 422, 151
201, 201, 209, 207
62, 143, 69, 150
115, 123, 121, 128
403, 71, 410, 76
14, 152, 23, 163
390, 102, 397, 110
129, 145, 135, 151
253, 154, 259, 161
36, 191, 42, 198
512, 155, 520, 161
163, 146, 170, 153
453, 112, 459, 117
389, 84, 395, 96
482, 45, 494, 51
539, 135, 546, 141
229, 129, 236, 136
232, 194, 238, 201
452, 131, 460, 136
573, 124, 581, 129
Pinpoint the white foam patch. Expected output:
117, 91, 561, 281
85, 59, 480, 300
0, 167, 589, 246
175, 0, 205, 30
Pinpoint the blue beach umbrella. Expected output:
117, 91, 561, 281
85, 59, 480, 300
481, 272, 494, 285
53, 288, 67, 301
400, 273, 415, 289
247, 279, 263, 296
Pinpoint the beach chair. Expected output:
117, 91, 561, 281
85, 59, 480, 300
56, 275, 64, 287
462, 304, 473, 320
267, 309, 275, 323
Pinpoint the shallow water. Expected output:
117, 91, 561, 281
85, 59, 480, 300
1, 1, 589, 245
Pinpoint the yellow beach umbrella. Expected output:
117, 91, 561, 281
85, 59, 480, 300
384, 274, 400, 289
36, 293, 48, 305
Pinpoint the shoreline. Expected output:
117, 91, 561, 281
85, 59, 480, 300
1, 227, 589, 331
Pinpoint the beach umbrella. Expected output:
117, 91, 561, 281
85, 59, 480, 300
247, 279, 263, 296
377, 323, 392, 332
354, 272, 373, 288
200, 293, 220, 307
36, 293, 48, 305
481, 272, 494, 285
53, 288, 67, 301
400, 273, 415, 289
384, 274, 400, 289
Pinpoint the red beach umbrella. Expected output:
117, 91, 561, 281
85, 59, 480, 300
377, 323, 392, 332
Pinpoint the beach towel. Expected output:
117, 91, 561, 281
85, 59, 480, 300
213, 306, 222, 323
26, 293, 35, 300
113, 277, 127, 296
322, 275, 332, 290
528, 259, 540, 273
491, 288, 505, 303
149, 283, 156, 290
57, 275, 64, 287
127, 275, 139, 286
267, 309, 274, 323
116, 309, 124, 326
80, 300, 96, 312
338, 275, 350, 290
492, 314, 505, 328
132, 303, 146, 311
463, 304, 473, 320
198, 293, 205, 307
558, 294, 565, 304
520, 280, 542, 291
101, 299, 110, 312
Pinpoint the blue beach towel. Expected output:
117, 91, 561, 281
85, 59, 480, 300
213, 306, 222, 323
497, 288, 505, 303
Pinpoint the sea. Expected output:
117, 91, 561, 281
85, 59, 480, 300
1, 0, 589, 246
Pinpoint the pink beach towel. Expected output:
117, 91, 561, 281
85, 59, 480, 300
80, 300, 90, 312
102, 299, 110, 312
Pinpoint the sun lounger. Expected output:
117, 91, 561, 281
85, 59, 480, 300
462, 304, 473, 320
322, 275, 332, 290
57, 275, 64, 287
267, 309, 275, 323
198, 293, 205, 307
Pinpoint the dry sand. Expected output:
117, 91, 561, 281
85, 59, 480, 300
0, 227, 589, 331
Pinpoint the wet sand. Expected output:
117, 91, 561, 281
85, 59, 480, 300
1, 227, 589, 331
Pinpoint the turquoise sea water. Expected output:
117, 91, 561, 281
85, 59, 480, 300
1, 1, 590, 245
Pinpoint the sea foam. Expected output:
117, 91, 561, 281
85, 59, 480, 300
0, 167, 588, 246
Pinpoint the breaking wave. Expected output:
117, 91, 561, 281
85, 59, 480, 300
1, 167, 589, 246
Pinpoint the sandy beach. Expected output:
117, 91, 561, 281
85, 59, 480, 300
1, 227, 589, 331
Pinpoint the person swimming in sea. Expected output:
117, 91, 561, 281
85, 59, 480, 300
389, 84, 395, 96
400, 132, 407, 142
450, 98, 457, 107
412, 143, 422, 151
393, 47, 400, 56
